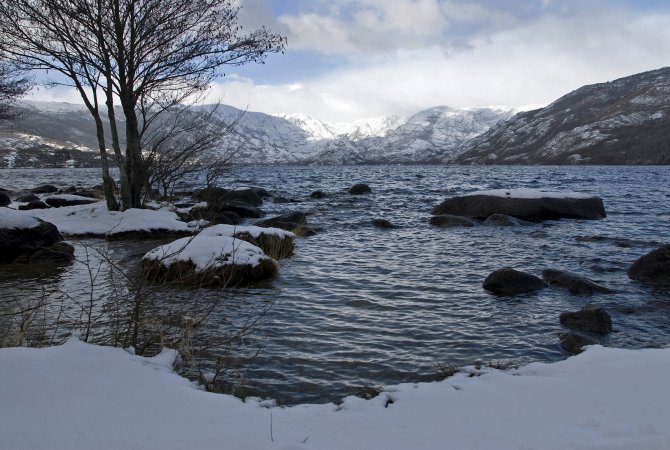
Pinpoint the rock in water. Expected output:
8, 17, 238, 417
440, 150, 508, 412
628, 245, 670, 286
0, 209, 73, 264
432, 189, 606, 222
429, 214, 476, 228
483, 268, 546, 295
542, 269, 612, 295
0, 192, 10, 207
559, 307, 613, 334
348, 183, 371, 195
559, 332, 595, 354
371, 218, 397, 229
310, 190, 327, 199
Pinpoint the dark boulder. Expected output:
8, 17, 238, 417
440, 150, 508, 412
16, 241, 75, 264
0, 217, 64, 264
542, 269, 613, 295
189, 206, 244, 224
559, 307, 612, 334
257, 211, 314, 235
431, 192, 606, 222
559, 332, 595, 354
192, 187, 229, 204
273, 196, 301, 204
45, 195, 98, 208
483, 268, 546, 295
310, 190, 327, 199
219, 189, 263, 207
249, 187, 272, 198
483, 214, 534, 227
15, 194, 39, 203
627, 245, 670, 286
0, 192, 10, 207
348, 183, 371, 195
429, 214, 476, 228
31, 184, 59, 194
371, 218, 397, 229
19, 200, 51, 210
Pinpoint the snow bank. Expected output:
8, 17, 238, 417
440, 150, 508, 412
199, 224, 295, 239
14, 202, 191, 236
143, 235, 267, 270
45, 194, 97, 202
0, 340, 668, 450
0, 207, 40, 230
465, 188, 597, 199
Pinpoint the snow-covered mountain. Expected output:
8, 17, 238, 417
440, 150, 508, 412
454, 67, 670, 164
0, 101, 511, 167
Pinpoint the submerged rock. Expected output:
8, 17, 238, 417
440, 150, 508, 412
559, 332, 595, 354
559, 307, 612, 334
310, 190, 327, 199
429, 214, 476, 228
483, 268, 546, 295
627, 245, 670, 286
348, 183, 371, 195
483, 214, 534, 227
542, 269, 612, 295
371, 218, 397, 229
432, 189, 606, 222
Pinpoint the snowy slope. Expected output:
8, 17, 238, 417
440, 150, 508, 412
455, 67, 670, 164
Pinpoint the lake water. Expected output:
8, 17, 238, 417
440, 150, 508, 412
1, 165, 669, 404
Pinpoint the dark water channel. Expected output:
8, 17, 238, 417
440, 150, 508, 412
1, 165, 669, 404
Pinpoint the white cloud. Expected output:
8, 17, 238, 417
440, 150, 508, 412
206, 10, 670, 122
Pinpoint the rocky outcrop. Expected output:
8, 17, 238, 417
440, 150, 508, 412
429, 214, 476, 228
559, 307, 612, 334
627, 245, 670, 286
483, 268, 546, 295
348, 183, 372, 195
542, 269, 612, 295
31, 184, 58, 194
432, 190, 606, 222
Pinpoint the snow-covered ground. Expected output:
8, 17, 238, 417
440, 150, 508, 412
11, 202, 194, 236
0, 340, 667, 450
465, 188, 597, 199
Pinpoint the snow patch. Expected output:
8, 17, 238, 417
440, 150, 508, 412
0, 208, 41, 230
466, 188, 597, 199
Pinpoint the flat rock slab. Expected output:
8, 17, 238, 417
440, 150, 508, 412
432, 190, 606, 222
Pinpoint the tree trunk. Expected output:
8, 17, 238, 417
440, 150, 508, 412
122, 100, 146, 209
93, 115, 119, 211
105, 88, 132, 209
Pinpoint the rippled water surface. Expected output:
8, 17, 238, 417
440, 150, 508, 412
2, 165, 670, 404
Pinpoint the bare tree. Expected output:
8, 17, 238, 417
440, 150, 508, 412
0, 0, 285, 210
144, 103, 243, 200
0, 61, 30, 120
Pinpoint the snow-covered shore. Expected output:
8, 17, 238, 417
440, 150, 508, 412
1, 340, 668, 450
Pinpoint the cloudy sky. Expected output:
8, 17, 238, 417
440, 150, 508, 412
30, 0, 670, 123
